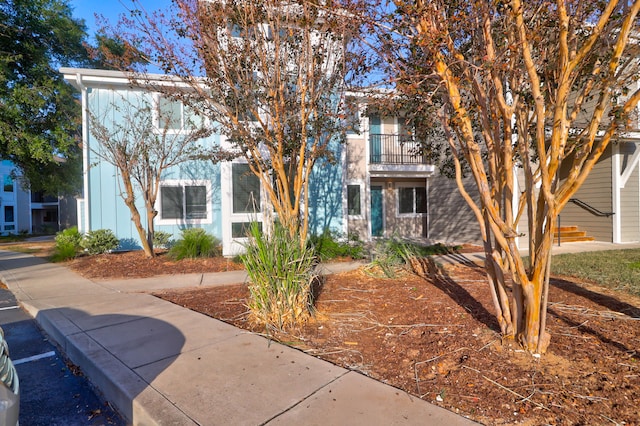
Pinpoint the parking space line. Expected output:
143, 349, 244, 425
13, 351, 56, 365
0, 306, 19, 311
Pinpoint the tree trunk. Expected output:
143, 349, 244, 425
120, 171, 155, 258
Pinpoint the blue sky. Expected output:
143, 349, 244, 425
69, 0, 171, 40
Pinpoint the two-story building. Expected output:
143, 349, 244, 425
61, 67, 485, 254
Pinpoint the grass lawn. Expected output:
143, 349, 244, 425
552, 248, 640, 296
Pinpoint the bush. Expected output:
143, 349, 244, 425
81, 229, 119, 255
308, 229, 365, 261
242, 222, 317, 330
366, 237, 418, 278
168, 228, 220, 260
50, 242, 78, 262
152, 231, 173, 249
51, 227, 83, 261
366, 238, 462, 278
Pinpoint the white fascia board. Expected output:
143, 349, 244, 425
59, 67, 197, 90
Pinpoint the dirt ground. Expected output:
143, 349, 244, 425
16, 245, 640, 425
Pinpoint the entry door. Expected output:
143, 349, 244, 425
370, 185, 383, 237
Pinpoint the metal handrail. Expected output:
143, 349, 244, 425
369, 134, 429, 165
568, 198, 615, 217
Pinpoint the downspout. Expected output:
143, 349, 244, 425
341, 135, 348, 237
426, 176, 430, 240
77, 73, 91, 234
364, 116, 372, 241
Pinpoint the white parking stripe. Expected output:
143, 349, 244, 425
0, 306, 19, 311
13, 351, 56, 365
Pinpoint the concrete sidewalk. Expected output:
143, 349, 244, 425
433, 240, 640, 268
0, 250, 477, 425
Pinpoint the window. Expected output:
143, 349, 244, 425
347, 184, 361, 216
398, 187, 427, 215
157, 96, 183, 131
232, 163, 261, 213
231, 221, 262, 238
345, 104, 360, 135
154, 96, 205, 132
159, 181, 210, 223
4, 205, 14, 230
3, 175, 13, 192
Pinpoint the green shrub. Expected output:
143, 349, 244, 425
308, 229, 365, 261
152, 230, 173, 249
51, 227, 83, 261
366, 237, 418, 278
81, 229, 119, 255
366, 238, 462, 278
50, 242, 79, 262
55, 227, 82, 248
169, 228, 220, 260
242, 221, 317, 330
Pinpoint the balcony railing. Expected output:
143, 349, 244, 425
369, 134, 428, 165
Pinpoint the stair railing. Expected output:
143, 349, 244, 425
557, 199, 615, 246
568, 198, 615, 217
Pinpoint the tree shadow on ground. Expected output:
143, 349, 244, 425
412, 256, 500, 332
550, 277, 640, 318
548, 307, 636, 355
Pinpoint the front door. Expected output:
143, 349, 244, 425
370, 185, 383, 237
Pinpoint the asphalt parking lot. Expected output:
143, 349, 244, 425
0, 286, 124, 425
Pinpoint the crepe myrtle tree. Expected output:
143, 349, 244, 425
98, 0, 362, 247
370, 0, 640, 353
89, 92, 220, 258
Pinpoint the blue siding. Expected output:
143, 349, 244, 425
86, 87, 223, 248
307, 141, 344, 235
85, 83, 343, 251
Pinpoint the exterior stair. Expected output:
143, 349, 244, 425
554, 225, 595, 243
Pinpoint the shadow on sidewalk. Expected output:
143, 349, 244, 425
35, 308, 185, 423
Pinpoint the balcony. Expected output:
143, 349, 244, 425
369, 134, 435, 177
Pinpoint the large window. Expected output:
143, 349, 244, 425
232, 163, 261, 213
159, 181, 210, 223
347, 184, 361, 216
398, 187, 427, 215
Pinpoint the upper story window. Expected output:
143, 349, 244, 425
154, 95, 205, 133
3, 175, 13, 192
157, 96, 183, 131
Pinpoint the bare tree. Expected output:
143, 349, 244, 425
89, 92, 214, 257
372, 0, 640, 353
100, 0, 361, 245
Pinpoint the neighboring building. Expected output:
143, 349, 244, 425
0, 160, 75, 234
557, 140, 640, 243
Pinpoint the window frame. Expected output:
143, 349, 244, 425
346, 182, 363, 218
232, 163, 262, 214
396, 185, 427, 217
156, 180, 212, 225
152, 94, 206, 135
